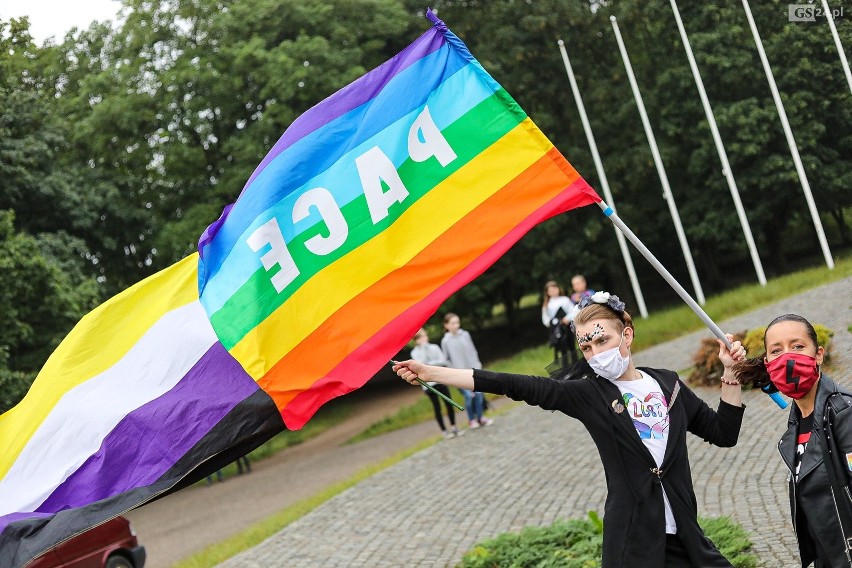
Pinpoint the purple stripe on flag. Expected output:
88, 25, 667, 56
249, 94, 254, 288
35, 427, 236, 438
197, 202, 234, 283
238, 26, 445, 196
0, 511, 51, 536
34, 343, 259, 513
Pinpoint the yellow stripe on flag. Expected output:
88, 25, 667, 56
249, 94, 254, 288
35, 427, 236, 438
230, 120, 552, 378
0, 255, 199, 479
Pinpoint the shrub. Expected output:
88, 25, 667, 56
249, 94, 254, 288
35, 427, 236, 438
687, 331, 746, 387
741, 328, 765, 361
689, 324, 834, 388
699, 516, 758, 568
457, 512, 756, 568
457, 512, 603, 568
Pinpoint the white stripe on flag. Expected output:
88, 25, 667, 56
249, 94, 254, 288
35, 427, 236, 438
0, 301, 217, 516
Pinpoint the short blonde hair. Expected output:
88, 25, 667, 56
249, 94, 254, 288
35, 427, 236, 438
573, 303, 633, 332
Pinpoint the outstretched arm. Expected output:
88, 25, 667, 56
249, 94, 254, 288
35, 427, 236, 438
394, 360, 583, 416
393, 360, 474, 390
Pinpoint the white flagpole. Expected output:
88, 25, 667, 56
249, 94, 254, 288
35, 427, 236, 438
596, 202, 726, 345
610, 16, 706, 305
598, 197, 788, 409
822, 0, 852, 96
670, 0, 767, 286
741, 0, 835, 269
557, 39, 649, 318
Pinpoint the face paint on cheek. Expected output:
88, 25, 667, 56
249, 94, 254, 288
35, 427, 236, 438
577, 323, 604, 346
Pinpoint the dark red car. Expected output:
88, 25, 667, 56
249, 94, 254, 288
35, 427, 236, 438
28, 516, 146, 568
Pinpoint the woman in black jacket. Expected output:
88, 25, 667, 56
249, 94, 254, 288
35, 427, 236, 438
735, 313, 851, 568
394, 292, 746, 567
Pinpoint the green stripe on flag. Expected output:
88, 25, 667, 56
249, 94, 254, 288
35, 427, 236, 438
211, 90, 522, 349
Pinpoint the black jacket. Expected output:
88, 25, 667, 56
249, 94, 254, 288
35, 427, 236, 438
779, 374, 852, 568
473, 366, 745, 568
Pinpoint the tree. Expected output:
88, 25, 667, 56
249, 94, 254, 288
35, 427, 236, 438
0, 210, 99, 376
47, 0, 422, 294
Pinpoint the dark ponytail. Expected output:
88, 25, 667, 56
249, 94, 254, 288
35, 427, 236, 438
733, 358, 770, 388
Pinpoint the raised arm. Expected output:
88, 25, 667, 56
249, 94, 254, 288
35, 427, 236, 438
681, 335, 746, 447
393, 360, 582, 416
682, 383, 745, 448
717, 334, 746, 407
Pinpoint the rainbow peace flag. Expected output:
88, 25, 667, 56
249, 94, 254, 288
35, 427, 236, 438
197, 10, 598, 429
0, 10, 598, 566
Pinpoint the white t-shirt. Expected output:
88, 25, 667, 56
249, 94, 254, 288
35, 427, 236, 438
615, 371, 677, 534
542, 295, 575, 326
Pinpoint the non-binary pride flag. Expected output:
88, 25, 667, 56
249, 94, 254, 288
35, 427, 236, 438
196, 10, 599, 429
0, 10, 598, 567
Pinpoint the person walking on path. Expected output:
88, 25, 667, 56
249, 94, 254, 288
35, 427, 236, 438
542, 280, 577, 366
440, 313, 493, 430
410, 327, 463, 439
735, 313, 852, 568
396, 292, 747, 567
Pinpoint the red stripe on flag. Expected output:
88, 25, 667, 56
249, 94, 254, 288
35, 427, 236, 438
268, 152, 596, 428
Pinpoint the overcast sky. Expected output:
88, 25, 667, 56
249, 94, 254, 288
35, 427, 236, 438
1, 0, 122, 44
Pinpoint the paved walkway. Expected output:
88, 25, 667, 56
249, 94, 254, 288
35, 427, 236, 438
219, 277, 851, 568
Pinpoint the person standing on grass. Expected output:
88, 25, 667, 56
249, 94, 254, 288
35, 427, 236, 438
411, 327, 463, 439
733, 314, 851, 568
396, 292, 746, 567
441, 313, 493, 429
542, 280, 577, 366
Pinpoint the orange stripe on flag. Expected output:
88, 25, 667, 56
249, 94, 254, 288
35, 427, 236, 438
258, 150, 595, 414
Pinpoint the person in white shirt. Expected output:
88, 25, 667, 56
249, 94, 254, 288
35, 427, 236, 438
410, 328, 462, 439
542, 280, 576, 365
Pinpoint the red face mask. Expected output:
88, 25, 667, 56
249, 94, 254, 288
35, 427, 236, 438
766, 352, 820, 399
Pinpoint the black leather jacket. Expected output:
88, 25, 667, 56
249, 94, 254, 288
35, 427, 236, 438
779, 375, 852, 567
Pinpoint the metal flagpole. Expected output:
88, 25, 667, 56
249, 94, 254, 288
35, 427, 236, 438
597, 201, 724, 342
557, 39, 649, 318
822, 0, 852, 96
741, 0, 835, 269
670, 0, 767, 286
596, 200, 787, 409
610, 16, 706, 305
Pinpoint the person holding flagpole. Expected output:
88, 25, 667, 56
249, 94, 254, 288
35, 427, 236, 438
394, 292, 746, 567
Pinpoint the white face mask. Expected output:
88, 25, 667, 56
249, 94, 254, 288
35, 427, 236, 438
588, 331, 630, 381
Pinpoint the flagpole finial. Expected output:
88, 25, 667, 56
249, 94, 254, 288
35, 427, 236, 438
426, 8, 446, 31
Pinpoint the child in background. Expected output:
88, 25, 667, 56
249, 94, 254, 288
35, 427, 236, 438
440, 313, 493, 429
411, 328, 463, 439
